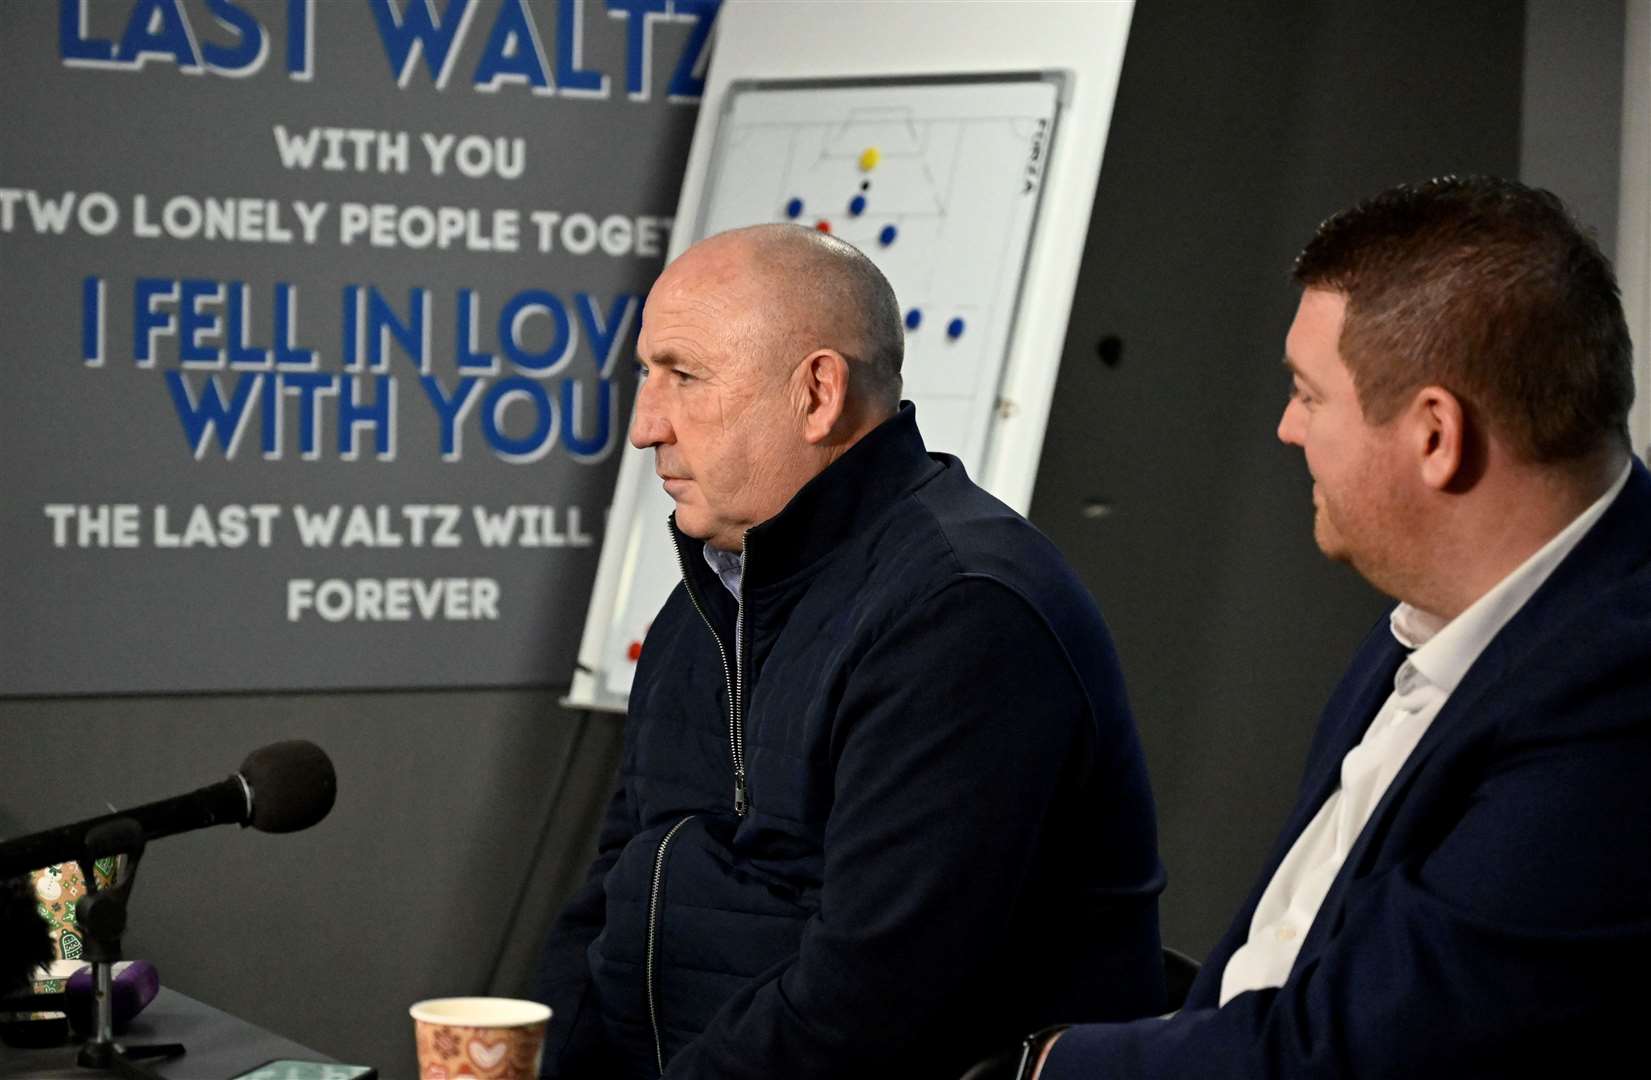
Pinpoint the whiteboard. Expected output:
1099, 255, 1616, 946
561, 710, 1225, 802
564, 0, 1136, 714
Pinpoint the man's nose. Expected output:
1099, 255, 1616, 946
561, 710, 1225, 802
630, 379, 672, 449
1277, 398, 1305, 446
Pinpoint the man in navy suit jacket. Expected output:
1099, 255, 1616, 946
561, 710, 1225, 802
988, 176, 1651, 1078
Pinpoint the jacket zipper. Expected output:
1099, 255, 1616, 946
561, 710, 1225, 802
668, 520, 749, 816
646, 813, 696, 1076
649, 529, 746, 1074
732, 546, 749, 815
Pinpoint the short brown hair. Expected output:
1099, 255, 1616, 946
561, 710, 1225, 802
1294, 176, 1634, 461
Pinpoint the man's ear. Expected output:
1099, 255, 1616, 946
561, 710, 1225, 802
798, 349, 852, 444
1410, 385, 1466, 491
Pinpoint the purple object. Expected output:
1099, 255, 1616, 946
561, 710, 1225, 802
66, 960, 160, 1035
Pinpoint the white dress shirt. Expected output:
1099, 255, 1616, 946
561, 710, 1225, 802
1218, 463, 1631, 1005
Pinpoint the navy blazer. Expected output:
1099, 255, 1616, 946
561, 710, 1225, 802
1044, 459, 1651, 1078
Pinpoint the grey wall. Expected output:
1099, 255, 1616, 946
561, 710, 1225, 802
4, 1, 1633, 1074
1521, 0, 1625, 257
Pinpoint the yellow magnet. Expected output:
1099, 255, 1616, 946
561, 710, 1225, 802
858, 147, 880, 172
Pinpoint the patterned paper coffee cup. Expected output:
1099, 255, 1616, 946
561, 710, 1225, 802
409, 997, 551, 1080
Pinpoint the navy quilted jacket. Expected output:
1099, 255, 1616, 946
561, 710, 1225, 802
537, 406, 1165, 1078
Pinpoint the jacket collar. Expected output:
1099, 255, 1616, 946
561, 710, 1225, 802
1462, 456, 1651, 682
1357, 457, 1651, 791
670, 403, 941, 596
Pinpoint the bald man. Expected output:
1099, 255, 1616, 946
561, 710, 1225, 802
534, 225, 1165, 1079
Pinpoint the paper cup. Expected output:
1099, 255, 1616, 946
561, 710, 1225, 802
409, 997, 551, 1080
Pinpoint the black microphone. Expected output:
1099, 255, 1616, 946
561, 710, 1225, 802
0, 741, 336, 879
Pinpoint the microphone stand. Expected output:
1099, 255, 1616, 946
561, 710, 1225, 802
72, 820, 183, 1079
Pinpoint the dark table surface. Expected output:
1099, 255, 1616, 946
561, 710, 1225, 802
0, 987, 342, 1079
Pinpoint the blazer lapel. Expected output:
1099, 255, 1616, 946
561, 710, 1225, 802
1188, 625, 1407, 1004
1288, 631, 1410, 836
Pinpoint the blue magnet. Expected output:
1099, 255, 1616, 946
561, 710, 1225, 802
848, 194, 867, 216
878, 224, 898, 246
785, 197, 804, 219
946, 317, 966, 340
904, 308, 922, 331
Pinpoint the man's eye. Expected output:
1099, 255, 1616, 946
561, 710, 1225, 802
634, 362, 649, 380
672, 369, 695, 383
